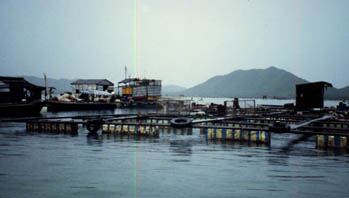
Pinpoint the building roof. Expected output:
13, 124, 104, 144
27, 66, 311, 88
0, 81, 9, 89
0, 76, 45, 90
296, 81, 333, 88
118, 78, 136, 84
71, 79, 114, 86
118, 78, 161, 84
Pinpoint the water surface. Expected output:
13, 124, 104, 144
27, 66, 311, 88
0, 108, 348, 197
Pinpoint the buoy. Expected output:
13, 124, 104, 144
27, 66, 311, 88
170, 117, 192, 128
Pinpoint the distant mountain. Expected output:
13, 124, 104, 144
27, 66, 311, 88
18, 68, 349, 99
23, 76, 75, 94
180, 67, 306, 98
326, 86, 349, 100
162, 85, 187, 95
179, 67, 349, 99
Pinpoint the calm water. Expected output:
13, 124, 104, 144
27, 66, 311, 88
183, 97, 344, 108
0, 105, 348, 198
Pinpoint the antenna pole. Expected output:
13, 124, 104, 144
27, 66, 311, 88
125, 66, 127, 79
43, 73, 47, 100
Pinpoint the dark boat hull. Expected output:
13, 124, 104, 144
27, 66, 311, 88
0, 101, 45, 117
134, 101, 163, 109
121, 100, 163, 109
47, 101, 116, 112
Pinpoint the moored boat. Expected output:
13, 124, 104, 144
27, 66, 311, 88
0, 101, 46, 117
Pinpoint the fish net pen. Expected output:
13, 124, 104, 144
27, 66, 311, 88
224, 99, 256, 115
159, 98, 193, 115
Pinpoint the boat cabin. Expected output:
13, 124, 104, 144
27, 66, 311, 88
71, 79, 114, 98
0, 76, 45, 103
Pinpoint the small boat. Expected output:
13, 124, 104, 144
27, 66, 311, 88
0, 101, 46, 117
47, 100, 116, 112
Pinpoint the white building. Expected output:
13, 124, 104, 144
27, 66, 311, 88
71, 79, 114, 97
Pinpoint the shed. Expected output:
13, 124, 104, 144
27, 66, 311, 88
296, 81, 332, 110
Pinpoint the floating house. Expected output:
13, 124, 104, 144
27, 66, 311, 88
0, 76, 45, 103
71, 79, 114, 98
117, 78, 161, 101
0, 76, 46, 116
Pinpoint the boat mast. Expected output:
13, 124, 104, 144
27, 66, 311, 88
43, 73, 47, 100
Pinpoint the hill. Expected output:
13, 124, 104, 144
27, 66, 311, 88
23, 76, 75, 94
17, 68, 349, 99
162, 85, 187, 95
326, 86, 349, 100
179, 67, 349, 99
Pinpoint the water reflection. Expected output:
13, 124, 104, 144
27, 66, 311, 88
169, 140, 192, 157
100, 133, 160, 144
86, 135, 103, 146
206, 139, 270, 151
315, 148, 349, 156
267, 154, 290, 167
43, 107, 160, 118
45, 109, 115, 118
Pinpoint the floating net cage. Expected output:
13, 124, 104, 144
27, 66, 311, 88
159, 98, 192, 115
225, 99, 256, 114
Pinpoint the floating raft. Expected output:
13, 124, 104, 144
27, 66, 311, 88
26, 120, 78, 135
102, 124, 159, 137
316, 135, 348, 149
195, 120, 270, 144
158, 127, 192, 135
21, 113, 349, 149
101, 122, 192, 136
205, 128, 270, 145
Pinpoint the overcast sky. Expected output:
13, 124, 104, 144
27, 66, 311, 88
0, 0, 348, 88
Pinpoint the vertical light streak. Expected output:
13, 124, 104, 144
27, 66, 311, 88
133, 0, 138, 78
133, 1, 140, 198
137, 0, 141, 79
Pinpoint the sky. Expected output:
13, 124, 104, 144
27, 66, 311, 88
0, 0, 348, 88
